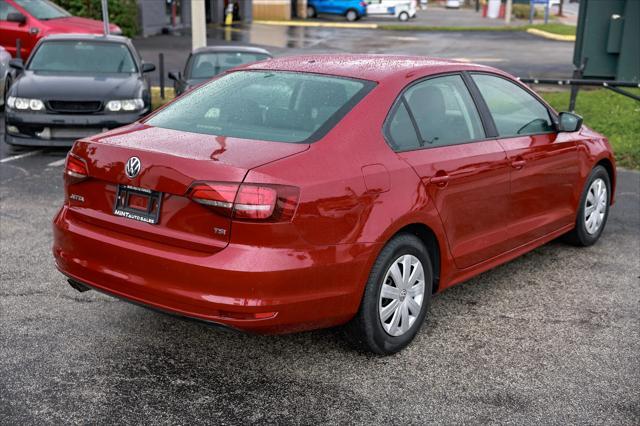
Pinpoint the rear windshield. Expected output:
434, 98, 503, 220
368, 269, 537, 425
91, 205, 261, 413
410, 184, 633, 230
189, 52, 271, 79
146, 71, 374, 143
28, 41, 137, 74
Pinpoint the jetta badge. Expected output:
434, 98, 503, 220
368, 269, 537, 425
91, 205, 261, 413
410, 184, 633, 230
125, 157, 141, 179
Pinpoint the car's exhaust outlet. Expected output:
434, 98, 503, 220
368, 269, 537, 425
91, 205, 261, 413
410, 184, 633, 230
68, 279, 92, 293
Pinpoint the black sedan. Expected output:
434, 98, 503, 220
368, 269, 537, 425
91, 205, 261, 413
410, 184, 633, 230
4, 34, 155, 147
168, 45, 272, 95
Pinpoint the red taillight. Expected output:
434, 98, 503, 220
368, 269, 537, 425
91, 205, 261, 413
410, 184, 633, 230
65, 152, 88, 182
360, 1, 367, 6
190, 183, 239, 210
188, 182, 299, 222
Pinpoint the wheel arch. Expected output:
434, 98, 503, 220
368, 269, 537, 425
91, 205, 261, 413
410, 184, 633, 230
345, 7, 359, 16
388, 223, 442, 293
595, 157, 616, 204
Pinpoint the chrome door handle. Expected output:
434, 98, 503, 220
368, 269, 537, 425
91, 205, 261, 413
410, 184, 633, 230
511, 159, 526, 169
430, 174, 450, 187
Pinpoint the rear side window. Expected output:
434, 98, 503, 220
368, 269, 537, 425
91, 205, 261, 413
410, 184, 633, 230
387, 101, 420, 151
147, 71, 374, 143
386, 74, 485, 151
189, 52, 271, 78
472, 74, 554, 137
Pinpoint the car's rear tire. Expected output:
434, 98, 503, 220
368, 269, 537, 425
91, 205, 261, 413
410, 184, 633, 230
563, 165, 611, 246
345, 233, 433, 355
345, 9, 358, 21
307, 6, 317, 18
398, 11, 409, 21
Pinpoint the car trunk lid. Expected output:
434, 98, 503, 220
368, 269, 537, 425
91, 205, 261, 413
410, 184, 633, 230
66, 124, 309, 253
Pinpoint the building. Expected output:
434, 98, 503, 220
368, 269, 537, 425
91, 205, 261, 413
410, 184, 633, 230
137, 0, 306, 36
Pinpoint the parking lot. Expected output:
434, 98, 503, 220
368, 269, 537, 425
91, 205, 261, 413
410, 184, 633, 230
1, 114, 639, 423
1, 21, 640, 424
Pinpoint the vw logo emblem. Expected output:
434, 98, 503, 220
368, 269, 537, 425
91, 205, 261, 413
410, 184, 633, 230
125, 157, 141, 179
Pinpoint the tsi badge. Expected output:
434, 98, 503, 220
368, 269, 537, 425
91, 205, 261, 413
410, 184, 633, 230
125, 156, 141, 179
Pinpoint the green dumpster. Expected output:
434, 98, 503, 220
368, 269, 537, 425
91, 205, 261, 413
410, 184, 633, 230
574, 0, 640, 82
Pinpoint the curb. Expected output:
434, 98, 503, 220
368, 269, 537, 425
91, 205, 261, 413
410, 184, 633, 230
526, 28, 575, 42
254, 20, 379, 29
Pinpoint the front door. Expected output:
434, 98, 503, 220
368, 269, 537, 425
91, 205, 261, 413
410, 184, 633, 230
470, 73, 580, 249
0, 1, 31, 58
387, 74, 512, 269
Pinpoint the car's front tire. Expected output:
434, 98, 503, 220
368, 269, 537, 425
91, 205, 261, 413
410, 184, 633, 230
345, 9, 358, 21
346, 233, 433, 355
398, 11, 409, 21
1, 75, 11, 111
564, 165, 611, 246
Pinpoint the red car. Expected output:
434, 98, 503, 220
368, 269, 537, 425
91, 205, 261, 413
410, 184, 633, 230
53, 55, 616, 354
0, 0, 121, 59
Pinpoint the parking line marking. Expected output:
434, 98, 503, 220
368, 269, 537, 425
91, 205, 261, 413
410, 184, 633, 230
0, 150, 42, 164
47, 158, 67, 167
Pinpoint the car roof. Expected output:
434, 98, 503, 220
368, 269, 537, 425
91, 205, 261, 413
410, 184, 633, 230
37, 33, 131, 44
241, 54, 505, 82
192, 45, 272, 56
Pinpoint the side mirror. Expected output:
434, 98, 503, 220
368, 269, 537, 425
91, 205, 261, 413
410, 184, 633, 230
168, 71, 180, 81
7, 12, 26, 25
9, 58, 24, 71
558, 112, 583, 132
141, 62, 156, 73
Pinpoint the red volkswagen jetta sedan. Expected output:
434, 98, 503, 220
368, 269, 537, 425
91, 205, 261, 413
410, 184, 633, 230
53, 55, 615, 354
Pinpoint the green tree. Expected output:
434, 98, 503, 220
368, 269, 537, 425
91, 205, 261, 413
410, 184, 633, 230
52, 0, 139, 37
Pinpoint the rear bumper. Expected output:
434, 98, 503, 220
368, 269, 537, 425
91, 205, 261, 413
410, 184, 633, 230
4, 109, 147, 147
52, 205, 378, 334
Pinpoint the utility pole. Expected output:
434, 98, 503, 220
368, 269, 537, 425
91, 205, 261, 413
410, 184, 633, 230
505, 0, 512, 24
191, 0, 207, 50
101, 0, 110, 35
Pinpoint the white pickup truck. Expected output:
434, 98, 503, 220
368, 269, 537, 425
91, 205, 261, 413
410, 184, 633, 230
366, 0, 417, 21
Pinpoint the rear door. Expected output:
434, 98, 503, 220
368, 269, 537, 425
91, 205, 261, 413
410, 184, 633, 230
390, 74, 512, 269
366, 0, 386, 16
470, 73, 580, 249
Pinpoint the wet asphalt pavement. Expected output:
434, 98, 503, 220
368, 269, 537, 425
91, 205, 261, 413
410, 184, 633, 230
1, 25, 639, 424
133, 23, 576, 86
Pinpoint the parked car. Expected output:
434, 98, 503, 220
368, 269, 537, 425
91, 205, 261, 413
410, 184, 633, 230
445, 0, 460, 8
0, 46, 13, 109
366, 0, 417, 21
53, 55, 615, 355
4, 34, 154, 147
0, 0, 121, 59
169, 46, 272, 96
307, 0, 368, 21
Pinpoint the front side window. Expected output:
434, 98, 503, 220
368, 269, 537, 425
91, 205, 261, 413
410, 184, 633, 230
14, 0, 70, 19
188, 52, 271, 79
0, 2, 20, 20
28, 41, 137, 73
401, 74, 485, 148
472, 74, 554, 137
146, 71, 373, 143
